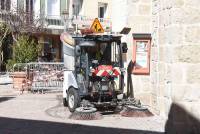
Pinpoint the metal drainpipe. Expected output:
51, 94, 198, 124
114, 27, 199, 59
73, 4, 78, 35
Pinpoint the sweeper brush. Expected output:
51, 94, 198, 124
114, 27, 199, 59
69, 107, 103, 120
120, 105, 153, 117
69, 111, 102, 120
120, 61, 153, 117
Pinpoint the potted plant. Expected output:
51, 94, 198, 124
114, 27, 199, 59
7, 35, 41, 90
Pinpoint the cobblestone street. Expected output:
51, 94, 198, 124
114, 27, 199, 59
0, 84, 165, 134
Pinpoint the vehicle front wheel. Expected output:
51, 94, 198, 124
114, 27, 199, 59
67, 87, 80, 112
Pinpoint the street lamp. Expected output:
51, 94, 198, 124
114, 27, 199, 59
62, 9, 69, 32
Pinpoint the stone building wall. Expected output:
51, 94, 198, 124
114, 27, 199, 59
112, 0, 200, 123
81, 0, 112, 18
154, 0, 200, 120
112, 0, 156, 112
119, 0, 156, 111
128, 0, 153, 112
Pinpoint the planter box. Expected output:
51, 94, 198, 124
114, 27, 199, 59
12, 72, 27, 90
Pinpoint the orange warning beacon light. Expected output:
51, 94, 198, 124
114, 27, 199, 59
80, 28, 94, 35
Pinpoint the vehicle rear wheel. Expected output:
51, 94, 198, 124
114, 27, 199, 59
67, 87, 80, 112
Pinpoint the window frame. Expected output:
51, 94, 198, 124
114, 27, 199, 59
46, 0, 61, 17
98, 2, 107, 18
1, 0, 5, 10
132, 37, 151, 75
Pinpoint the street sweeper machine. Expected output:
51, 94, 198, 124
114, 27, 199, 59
61, 21, 152, 119
62, 33, 127, 110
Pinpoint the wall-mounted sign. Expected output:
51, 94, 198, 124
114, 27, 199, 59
132, 34, 151, 75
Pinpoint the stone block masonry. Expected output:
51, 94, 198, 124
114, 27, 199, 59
152, 0, 200, 132
112, 2, 200, 130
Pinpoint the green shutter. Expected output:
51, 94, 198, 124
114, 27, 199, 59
60, 0, 67, 15
40, 0, 45, 15
17, 0, 24, 10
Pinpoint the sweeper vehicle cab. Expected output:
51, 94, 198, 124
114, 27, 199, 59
62, 32, 129, 113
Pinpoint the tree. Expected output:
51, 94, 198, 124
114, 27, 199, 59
14, 35, 40, 63
0, 23, 10, 71
6, 35, 41, 71
0, 8, 47, 71
6, 9, 46, 44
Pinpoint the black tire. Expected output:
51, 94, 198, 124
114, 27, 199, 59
67, 87, 80, 112
63, 98, 68, 107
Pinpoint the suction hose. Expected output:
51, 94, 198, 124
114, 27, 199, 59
120, 61, 153, 117
126, 61, 135, 99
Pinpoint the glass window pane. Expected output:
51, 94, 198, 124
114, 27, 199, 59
47, 0, 60, 16
1, 0, 5, 10
17, 0, 24, 11
6, 0, 11, 10
60, 0, 66, 15
98, 3, 107, 18
136, 41, 148, 68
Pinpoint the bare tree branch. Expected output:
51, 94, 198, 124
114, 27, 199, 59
0, 26, 9, 47
2, 8, 47, 43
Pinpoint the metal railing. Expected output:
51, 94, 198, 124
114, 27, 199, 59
72, 15, 112, 31
12, 62, 64, 93
45, 15, 111, 27
45, 15, 63, 26
0, 10, 112, 31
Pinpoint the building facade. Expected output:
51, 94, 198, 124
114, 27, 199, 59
0, 0, 112, 63
112, 0, 153, 113
112, 0, 200, 131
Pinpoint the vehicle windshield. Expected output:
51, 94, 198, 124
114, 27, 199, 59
83, 41, 120, 66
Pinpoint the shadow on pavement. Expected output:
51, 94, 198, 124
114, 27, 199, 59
165, 103, 200, 134
0, 97, 15, 103
0, 116, 163, 134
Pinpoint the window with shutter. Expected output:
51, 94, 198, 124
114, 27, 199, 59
25, 0, 33, 13
17, 0, 24, 11
98, 3, 107, 18
1, 0, 5, 10
40, 0, 45, 15
47, 0, 60, 16
60, 0, 67, 15
6, 0, 11, 11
